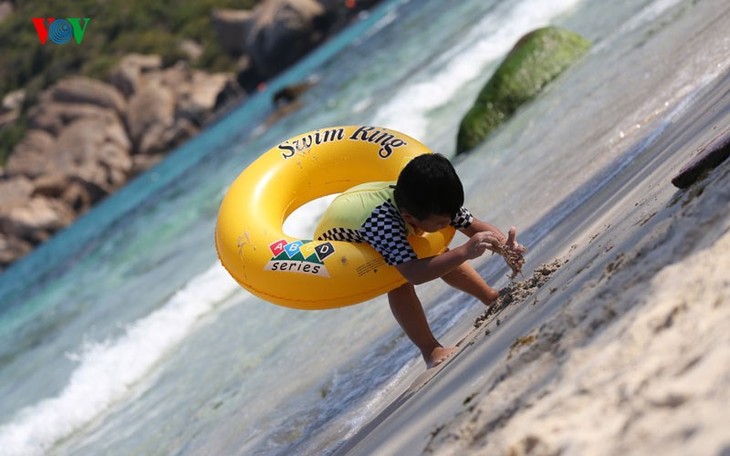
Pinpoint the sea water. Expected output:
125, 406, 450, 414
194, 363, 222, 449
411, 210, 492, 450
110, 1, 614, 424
0, 0, 726, 454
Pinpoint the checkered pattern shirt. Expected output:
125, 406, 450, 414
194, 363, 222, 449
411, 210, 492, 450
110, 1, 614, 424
318, 201, 473, 266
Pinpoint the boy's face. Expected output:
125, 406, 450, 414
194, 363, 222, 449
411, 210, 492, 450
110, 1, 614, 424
403, 212, 452, 233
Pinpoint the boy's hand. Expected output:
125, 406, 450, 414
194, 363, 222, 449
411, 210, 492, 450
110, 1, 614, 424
505, 226, 526, 254
465, 232, 503, 259
499, 226, 526, 278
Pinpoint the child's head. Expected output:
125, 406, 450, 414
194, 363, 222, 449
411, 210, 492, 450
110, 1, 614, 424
394, 153, 464, 230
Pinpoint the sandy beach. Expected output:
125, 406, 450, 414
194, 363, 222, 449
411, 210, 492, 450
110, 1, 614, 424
337, 68, 730, 456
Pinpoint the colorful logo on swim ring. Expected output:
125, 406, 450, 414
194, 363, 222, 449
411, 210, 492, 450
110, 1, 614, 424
265, 239, 335, 277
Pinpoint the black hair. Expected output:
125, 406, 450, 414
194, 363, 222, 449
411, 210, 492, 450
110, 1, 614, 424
393, 153, 464, 220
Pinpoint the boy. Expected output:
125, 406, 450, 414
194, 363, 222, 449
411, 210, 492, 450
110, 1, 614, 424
314, 153, 525, 368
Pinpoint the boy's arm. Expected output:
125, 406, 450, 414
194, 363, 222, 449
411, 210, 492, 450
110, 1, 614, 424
460, 218, 505, 241
395, 231, 501, 285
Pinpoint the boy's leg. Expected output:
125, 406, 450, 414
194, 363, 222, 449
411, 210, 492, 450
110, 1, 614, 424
388, 283, 456, 368
441, 262, 499, 305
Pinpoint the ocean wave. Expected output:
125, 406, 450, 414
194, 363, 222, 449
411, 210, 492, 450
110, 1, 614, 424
0, 264, 239, 456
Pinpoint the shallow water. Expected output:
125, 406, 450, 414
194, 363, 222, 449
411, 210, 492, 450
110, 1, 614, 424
0, 0, 727, 454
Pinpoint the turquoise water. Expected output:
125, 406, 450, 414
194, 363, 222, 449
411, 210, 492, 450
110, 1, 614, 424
0, 0, 726, 454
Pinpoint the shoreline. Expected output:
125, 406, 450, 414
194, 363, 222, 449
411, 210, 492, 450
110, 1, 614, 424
335, 69, 730, 455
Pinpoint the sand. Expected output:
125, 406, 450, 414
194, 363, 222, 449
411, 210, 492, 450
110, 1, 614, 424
336, 70, 730, 455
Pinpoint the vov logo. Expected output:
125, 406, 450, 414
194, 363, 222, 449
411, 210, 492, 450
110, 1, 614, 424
32, 18, 91, 45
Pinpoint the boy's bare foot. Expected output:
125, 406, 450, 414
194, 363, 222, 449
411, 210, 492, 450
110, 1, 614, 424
425, 346, 457, 369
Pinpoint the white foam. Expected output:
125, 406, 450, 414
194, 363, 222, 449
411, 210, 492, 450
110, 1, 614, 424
0, 264, 240, 456
371, 0, 584, 139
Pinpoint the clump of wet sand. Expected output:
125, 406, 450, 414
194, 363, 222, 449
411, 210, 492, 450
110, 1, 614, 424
474, 258, 566, 327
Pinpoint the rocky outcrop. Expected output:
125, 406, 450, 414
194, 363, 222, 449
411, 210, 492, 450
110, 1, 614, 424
246, 0, 331, 78
456, 27, 591, 154
0, 60, 234, 270
0, 0, 385, 271
216, 0, 382, 90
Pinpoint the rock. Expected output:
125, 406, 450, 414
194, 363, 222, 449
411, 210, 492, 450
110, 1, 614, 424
671, 128, 730, 189
54, 115, 132, 191
0, 110, 18, 128
176, 71, 232, 124
153, 60, 190, 88
0, 196, 75, 243
123, 62, 231, 150
158, 62, 231, 119
245, 0, 331, 78
32, 173, 106, 213
131, 153, 166, 176
179, 39, 203, 62
236, 54, 266, 93
456, 27, 591, 154
5, 129, 56, 178
0, 89, 25, 127
215, 77, 247, 112
230, 0, 385, 92
273, 78, 317, 107
0, 175, 33, 210
6, 78, 133, 214
109, 53, 163, 97
0, 233, 32, 270
0, 45, 241, 269
159, 117, 199, 152
2, 89, 25, 113
0, 1, 13, 25
264, 78, 319, 125
212, 8, 255, 56
47, 76, 127, 115
125, 82, 176, 154
28, 102, 117, 135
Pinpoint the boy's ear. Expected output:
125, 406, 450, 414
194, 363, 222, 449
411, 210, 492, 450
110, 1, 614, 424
401, 211, 419, 225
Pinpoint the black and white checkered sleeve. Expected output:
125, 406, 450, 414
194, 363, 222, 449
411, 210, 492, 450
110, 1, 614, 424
359, 201, 417, 266
451, 207, 473, 229
317, 227, 363, 243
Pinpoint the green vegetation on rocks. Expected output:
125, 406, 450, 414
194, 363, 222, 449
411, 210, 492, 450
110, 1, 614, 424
456, 26, 591, 155
0, 0, 257, 94
0, 0, 258, 164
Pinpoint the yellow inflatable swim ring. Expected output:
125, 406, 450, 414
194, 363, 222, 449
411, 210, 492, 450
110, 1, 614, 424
215, 125, 455, 310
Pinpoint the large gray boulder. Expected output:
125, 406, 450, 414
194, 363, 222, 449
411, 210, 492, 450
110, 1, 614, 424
245, 0, 331, 78
212, 9, 255, 56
